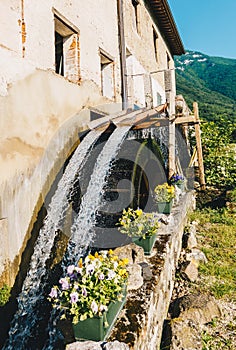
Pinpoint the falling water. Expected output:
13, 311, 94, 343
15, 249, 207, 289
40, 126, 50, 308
66, 125, 130, 263
43, 125, 131, 350
126, 126, 169, 166
3, 129, 103, 349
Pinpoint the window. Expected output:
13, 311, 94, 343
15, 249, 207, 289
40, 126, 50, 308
132, 0, 140, 34
54, 13, 80, 84
153, 28, 159, 62
100, 51, 115, 100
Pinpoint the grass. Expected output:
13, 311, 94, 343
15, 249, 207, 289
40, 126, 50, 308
189, 208, 236, 301
202, 329, 233, 350
188, 203, 236, 350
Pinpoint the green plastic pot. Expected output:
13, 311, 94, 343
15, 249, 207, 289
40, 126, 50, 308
72, 288, 127, 341
176, 182, 185, 191
156, 200, 173, 214
132, 233, 157, 255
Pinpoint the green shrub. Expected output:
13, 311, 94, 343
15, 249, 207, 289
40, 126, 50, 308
0, 284, 11, 306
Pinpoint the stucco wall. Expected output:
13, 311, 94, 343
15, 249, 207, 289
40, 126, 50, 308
124, 0, 175, 91
0, 67, 112, 287
0, 0, 178, 287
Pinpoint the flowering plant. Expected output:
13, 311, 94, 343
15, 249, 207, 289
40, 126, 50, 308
154, 183, 175, 202
170, 174, 185, 186
117, 208, 159, 239
48, 250, 128, 324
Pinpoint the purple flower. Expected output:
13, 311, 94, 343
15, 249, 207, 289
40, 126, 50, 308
59, 277, 70, 290
70, 292, 79, 304
49, 287, 57, 299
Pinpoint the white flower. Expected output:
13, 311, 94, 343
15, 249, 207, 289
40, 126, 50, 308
99, 304, 108, 312
91, 300, 98, 314
107, 270, 116, 280
86, 264, 95, 275
67, 265, 75, 275
99, 273, 105, 280
113, 261, 118, 269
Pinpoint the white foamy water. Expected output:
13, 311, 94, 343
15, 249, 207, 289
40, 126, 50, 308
4, 129, 103, 349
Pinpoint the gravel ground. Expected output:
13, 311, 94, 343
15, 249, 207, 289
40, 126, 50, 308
170, 262, 236, 350
201, 296, 236, 349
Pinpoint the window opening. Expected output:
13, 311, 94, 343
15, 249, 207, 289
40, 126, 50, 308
54, 14, 80, 83
153, 28, 159, 62
55, 32, 64, 75
132, 0, 140, 34
100, 51, 115, 100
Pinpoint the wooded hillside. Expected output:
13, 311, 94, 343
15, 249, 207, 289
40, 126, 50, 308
174, 51, 236, 123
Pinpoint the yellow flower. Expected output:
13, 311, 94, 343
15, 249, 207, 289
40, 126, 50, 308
122, 258, 129, 265
111, 255, 118, 261
118, 258, 129, 266
118, 269, 128, 277
108, 249, 114, 255
94, 252, 99, 258
136, 208, 143, 216
88, 254, 95, 260
78, 258, 83, 268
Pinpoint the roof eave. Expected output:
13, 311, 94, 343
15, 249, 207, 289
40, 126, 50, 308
145, 0, 185, 56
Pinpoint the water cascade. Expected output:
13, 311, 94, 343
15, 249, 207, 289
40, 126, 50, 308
3, 129, 103, 349
4, 125, 130, 349
126, 126, 169, 166
44, 125, 130, 349
66, 125, 131, 263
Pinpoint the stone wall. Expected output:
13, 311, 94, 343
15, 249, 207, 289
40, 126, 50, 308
66, 191, 196, 350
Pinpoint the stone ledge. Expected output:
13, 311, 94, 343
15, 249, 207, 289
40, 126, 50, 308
66, 191, 195, 350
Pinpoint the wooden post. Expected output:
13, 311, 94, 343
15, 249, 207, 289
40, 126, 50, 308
193, 102, 206, 190
168, 119, 175, 179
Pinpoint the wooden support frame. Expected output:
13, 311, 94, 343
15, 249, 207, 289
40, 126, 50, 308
193, 102, 206, 190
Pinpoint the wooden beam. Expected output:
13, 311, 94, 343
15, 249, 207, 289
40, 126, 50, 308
174, 115, 196, 124
193, 102, 206, 190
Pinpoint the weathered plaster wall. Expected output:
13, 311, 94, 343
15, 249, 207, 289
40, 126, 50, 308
0, 65, 113, 287
0, 0, 177, 288
123, 0, 176, 98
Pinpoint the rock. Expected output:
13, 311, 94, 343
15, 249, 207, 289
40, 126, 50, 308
186, 230, 198, 249
127, 264, 143, 290
139, 262, 153, 281
181, 261, 199, 282
66, 341, 130, 350
186, 249, 208, 264
104, 340, 130, 349
66, 341, 102, 350
170, 318, 202, 350
169, 294, 222, 350
172, 294, 222, 324
113, 243, 145, 264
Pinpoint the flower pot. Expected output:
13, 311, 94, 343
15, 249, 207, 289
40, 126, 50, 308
132, 233, 157, 255
176, 182, 185, 192
72, 289, 127, 341
156, 200, 173, 214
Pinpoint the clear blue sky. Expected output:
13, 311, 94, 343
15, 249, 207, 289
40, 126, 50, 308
167, 0, 236, 59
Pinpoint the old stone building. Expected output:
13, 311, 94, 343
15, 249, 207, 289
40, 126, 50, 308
0, 0, 184, 291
